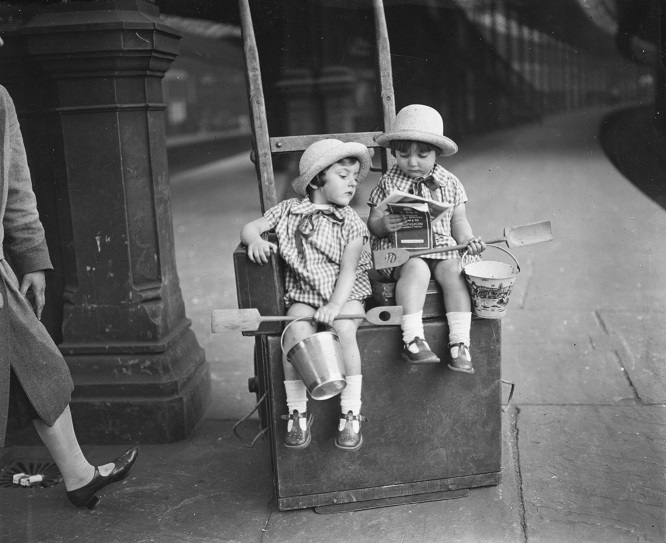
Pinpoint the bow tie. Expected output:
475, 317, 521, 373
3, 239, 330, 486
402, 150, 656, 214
411, 175, 438, 194
294, 208, 344, 255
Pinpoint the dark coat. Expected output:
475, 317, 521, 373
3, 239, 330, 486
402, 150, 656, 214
0, 85, 73, 447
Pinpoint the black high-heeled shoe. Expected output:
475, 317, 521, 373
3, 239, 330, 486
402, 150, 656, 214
67, 446, 139, 509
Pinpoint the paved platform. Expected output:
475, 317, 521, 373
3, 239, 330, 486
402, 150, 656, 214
1, 106, 664, 543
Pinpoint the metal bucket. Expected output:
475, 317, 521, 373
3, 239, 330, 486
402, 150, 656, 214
463, 245, 520, 319
281, 318, 347, 400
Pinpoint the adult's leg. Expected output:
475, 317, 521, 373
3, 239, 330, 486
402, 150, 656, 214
33, 405, 113, 491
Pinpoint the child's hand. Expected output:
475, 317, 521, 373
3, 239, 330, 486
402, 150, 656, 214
314, 302, 342, 327
246, 239, 277, 264
465, 236, 486, 256
381, 213, 407, 235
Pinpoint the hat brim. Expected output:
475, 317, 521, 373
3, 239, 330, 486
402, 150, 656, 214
374, 130, 458, 156
292, 141, 372, 197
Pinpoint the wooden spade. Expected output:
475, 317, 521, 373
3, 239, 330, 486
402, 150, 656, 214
211, 305, 403, 333
372, 220, 553, 270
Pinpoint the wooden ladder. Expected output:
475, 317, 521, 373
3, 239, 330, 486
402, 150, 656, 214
238, 0, 397, 213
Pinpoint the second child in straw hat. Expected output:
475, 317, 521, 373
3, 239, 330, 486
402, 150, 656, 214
368, 105, 486, 373
241, 139, 372, 452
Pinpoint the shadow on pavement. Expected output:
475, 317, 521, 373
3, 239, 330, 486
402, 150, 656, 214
600, 104, 666, 210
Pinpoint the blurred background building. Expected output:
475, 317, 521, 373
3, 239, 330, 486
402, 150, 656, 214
157, 0, 658, 174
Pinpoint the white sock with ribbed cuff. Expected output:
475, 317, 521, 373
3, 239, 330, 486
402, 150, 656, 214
401, 311, 426, 352
284, 380, 308, 431
446, 311, 472, 358
284, 380, 308, 413
340, 374, 363, 431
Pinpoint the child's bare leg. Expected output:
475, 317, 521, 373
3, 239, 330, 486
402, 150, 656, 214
434, 259, 474, 373
334, 299, 365, 451
281, 303, 317, 381
281, 303, 316, 449
394, 257, 430, 315
433, 259, 471, 313
394, 258, 439, 363
334, 299, 363, 376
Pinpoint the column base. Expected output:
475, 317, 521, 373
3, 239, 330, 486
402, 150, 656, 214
63, 327, 210, 444
67, 327, 210, 445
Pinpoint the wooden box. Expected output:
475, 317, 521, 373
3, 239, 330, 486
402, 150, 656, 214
256, 318, 502, 511
368, 270, 446, 318
233, 234, 285, 336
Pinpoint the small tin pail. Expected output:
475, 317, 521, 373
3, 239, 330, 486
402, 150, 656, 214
463, 245, 520, 319
281, 318, 347, 400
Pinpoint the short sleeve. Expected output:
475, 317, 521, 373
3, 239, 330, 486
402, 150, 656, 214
343, 210, 370, 245
263, 199, 292, 230
367, 175, 391, 208
452, 174, 468, 206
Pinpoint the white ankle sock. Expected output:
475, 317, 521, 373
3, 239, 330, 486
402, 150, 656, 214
446, 312, 471, 357
284, 380, 308, 414
401, 311, 424, 346
32, 405, 97, 491
340, 374, 362, 416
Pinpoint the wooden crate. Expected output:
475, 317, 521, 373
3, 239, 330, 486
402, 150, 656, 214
368, 270, 446, 319
233, 234, 285, 336
256, 318, 502, 511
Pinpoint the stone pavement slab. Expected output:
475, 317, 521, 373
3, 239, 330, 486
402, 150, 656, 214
502, 309, 637, 405
503, 340, 634, 405
518, 405, 665, 543
503, 309, 605, 345
597, 311, 666, 405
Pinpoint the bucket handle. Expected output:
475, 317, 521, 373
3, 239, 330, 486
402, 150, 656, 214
501, 379, 516, 412
280, 316, 338, 354
232, 390, 270, 448
463, 244, 520, 272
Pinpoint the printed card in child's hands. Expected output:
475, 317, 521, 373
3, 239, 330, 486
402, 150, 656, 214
377, 191, 453, 250
386, 202, 432, 249
375, 190, 452, 224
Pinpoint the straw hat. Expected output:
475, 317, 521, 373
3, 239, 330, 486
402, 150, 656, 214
374, 104, 458, 156
292, 139, 372, 197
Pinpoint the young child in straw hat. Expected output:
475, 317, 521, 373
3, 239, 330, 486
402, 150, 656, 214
241, 139, 372, 451
367, 104, 486, 372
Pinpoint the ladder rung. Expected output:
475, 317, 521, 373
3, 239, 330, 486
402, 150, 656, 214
270, 133, 384, 153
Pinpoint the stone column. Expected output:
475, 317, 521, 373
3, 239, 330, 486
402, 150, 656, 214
0, 0, 209, 444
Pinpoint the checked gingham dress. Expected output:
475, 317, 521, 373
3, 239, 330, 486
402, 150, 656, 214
264, 197, 372, 308
367, 162, 478, 278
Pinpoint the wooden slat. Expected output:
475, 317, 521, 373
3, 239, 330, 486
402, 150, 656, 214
373, 0, 396, 170
269, 132, 384, 154
238, 0, 277, 212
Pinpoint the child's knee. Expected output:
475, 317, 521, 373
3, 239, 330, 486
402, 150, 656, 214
397, 258, 431, 284
334, 320, 359, 341
434, 259, 461, 280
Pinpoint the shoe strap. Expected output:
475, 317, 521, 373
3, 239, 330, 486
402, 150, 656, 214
281, 411, 306, 421
340, 413, 368, 422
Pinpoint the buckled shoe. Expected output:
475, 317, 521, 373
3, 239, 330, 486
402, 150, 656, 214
67, 446, 139, 509
402, 337, 440, 364
447, 342, 474, 374
282, 410, 313, 450
335, 411, 368, 451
